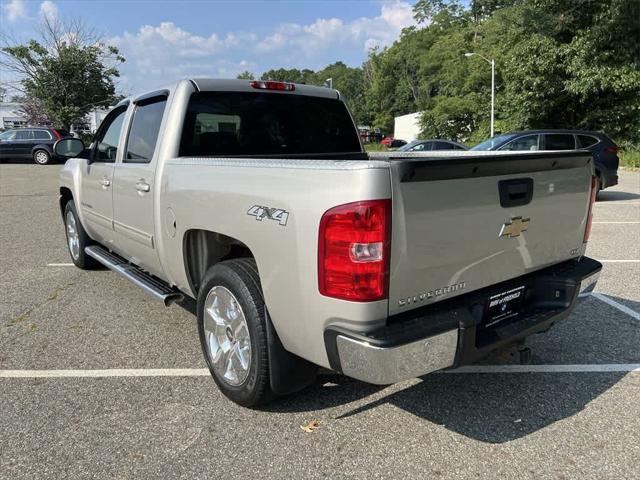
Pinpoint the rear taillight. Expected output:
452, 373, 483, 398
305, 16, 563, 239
249, 80, 295, 91
318, 200, 391, 302
584, 176, 598, 242
52, 129, 62, 140
606, 146, 618, 154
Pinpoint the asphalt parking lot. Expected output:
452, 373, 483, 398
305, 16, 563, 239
1, 164, 638, 479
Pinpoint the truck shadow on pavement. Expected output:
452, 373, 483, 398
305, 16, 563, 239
597, 190, 640, 201
266, 295, 638, 444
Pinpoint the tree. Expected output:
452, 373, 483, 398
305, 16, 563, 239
0, 16, 124, 130
12, 95, 52, 125
236, 70, 255, 80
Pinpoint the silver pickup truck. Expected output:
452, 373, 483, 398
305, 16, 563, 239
56, 79, 601, 407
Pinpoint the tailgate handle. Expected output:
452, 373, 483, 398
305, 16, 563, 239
499, 178, 533, 208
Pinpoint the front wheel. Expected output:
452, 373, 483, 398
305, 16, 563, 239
197, 258, 272, 407
64, 200, 97, 269
33, 149, 51, 165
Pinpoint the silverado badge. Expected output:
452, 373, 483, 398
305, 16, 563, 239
499, 216, 530, 238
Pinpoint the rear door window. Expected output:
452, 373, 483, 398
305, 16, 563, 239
15, 130, 33, 140
180, 92, 362, 157
33, 130, 52, 140
545, 134, 575, 150
500, 134, 539, 151
577, 135, 599, 149
125, 98, 167, 163
434, 141, 455, 150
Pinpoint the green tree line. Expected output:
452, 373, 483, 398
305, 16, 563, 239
244, 0, 639, 147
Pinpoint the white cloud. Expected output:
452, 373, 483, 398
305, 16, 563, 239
110, 1, 416, 92
2, 0, 27, 21
39, 0, 58, 21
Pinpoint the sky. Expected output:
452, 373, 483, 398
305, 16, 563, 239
1, 0, 418, 95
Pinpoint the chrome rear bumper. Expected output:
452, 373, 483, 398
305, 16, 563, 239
326, 257, 602, 385
335, 329, 458, 385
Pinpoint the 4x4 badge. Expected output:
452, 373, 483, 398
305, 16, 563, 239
247, 205, 289, 226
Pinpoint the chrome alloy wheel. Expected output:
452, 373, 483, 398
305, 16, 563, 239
203, 286, 252, 386
65, 210, 80, 260
34, 150, 49, 164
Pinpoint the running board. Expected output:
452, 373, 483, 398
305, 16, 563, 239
85, 245, 184, 306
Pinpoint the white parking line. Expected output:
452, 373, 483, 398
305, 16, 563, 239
591, 293, 640, 322
595, 202, 640, 205
1, 365, 639, 378
447, 364, 640, 374
47, 263, 74, 267
592, 221, 640, 224
0, 368, 210, 378
598, 260, 640, 263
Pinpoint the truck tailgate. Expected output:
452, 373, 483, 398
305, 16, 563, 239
386, 151, 593, 316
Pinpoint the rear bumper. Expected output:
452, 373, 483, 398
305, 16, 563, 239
601, 171, 618, 189
324, 257, 602, 385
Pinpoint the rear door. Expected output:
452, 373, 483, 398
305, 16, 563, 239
112, 94, 167, 276
434, 141, 455, 150
33, 129, 53, 144
387, 151, 593, 315
543, 133, 576, 150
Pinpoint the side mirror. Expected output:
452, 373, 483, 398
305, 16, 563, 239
54, 138, 87, 159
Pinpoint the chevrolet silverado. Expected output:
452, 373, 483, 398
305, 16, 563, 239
56, 79, 601, 407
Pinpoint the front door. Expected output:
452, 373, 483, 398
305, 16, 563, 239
79, 106, 127, 246
14, 129, 34, 158
112, 95, 167, 277
0, 130, 18, 158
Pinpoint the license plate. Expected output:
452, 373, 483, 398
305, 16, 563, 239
485, 285, 526, 327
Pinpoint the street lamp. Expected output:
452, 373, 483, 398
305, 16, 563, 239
325, 78, 333, 89
465, 52, 495, 137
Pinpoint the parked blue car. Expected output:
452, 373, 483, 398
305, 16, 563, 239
472, 130, 619, 191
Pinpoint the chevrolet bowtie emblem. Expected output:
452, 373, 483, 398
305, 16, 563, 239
499, 216, 530, 238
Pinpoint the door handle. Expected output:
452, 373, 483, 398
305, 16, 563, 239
135, 180, 151, 193
100, 177, 111, 187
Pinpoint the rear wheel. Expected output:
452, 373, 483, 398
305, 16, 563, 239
33, 149, 51, 165
197, 258, 272, 407
64, 200, 97, 269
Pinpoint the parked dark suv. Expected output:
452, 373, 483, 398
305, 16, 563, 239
471, 130, 619, 190
0, 127, 71, 165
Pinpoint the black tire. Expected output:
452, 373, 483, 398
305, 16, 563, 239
63, 200, 98, 269
197, 258, 272, 407
33, 149, 51, 165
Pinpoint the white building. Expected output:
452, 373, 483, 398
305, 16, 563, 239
0, 102, 111, 133
393, 112, 422, 142
0, 102, 27, 129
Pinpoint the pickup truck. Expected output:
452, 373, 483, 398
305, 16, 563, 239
56, 79, 602, 407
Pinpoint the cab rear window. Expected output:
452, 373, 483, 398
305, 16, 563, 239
179, 92, 362, 157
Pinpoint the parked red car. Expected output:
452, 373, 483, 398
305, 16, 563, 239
380, 136, 407, 148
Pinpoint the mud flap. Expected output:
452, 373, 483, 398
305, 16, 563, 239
265, 308, 318, 395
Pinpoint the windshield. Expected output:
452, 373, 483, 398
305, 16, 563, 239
471, 134, 517, 151
0, 130, 17, 140
396, 141, 419, 151
180, 92, 363, 157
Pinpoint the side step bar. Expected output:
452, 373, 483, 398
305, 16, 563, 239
85, 245, 184, 306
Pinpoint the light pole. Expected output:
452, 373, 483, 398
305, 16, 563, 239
465, 52, 495, 137
325, 78, 333, 89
